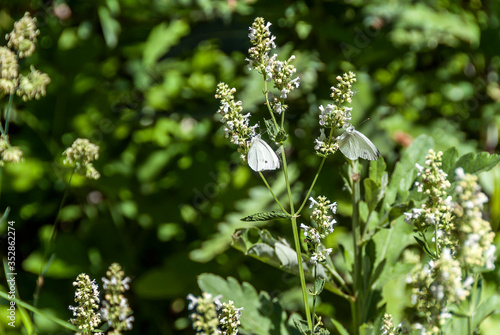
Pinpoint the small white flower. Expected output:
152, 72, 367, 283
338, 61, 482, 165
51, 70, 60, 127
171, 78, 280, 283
308, 197, 318, 208
455, 167, 465, 180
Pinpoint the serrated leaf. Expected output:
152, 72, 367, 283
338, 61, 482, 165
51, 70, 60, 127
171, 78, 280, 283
198, 273, 293, 335
241, 210, 291, 222
382, 135, 434, 213
453, 152, 500, 176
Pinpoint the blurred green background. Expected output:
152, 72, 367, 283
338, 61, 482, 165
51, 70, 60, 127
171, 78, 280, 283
0, 0, 499, 334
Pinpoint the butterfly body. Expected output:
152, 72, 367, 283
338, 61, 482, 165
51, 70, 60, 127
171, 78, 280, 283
337, 126, 380, 161
247, 135, 280, 171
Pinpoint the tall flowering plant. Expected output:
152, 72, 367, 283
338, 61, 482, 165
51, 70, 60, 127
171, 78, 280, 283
190, 16, 500, 335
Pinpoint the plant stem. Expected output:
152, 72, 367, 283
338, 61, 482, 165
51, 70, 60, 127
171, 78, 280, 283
4, 93, 14, 135
263, 80, 279, 131
324, 263, 352, 296
34, 168, 75, 309
296, 127, 335, 214
296, 156, 326, 214
350, 160, 362, 335
311, 265, 317, 325
259, 172, 289, 215
281, 146, 313, 330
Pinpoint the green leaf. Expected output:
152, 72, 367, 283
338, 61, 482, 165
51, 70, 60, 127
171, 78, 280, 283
330, 318, 350, 335
143, 20, 190, 67
382, 135, 434, 213
293, 319, 310, 335
453, 152, 500, 176
441, 146, 459, 176
232, 228, 300, 271
359, 323, 375, 335
198, 274, 293, 335
364, 178, 379, 211
0, 291, 78, 332
264, 119, 278, 139
414, 236, 434, 258
310, 278, 325, 296
98, 5, 121, 48
472, 293, 500, 330
372, 216, 415, 288
369, 259, 386, 288
369, 157, 387, 185
241, 210, 292, 222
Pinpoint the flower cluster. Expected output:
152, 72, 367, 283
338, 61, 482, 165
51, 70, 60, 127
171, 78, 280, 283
101, 263, 134, 334
188, 293, 221, 334
17, 65, 51, 101
453, 168, 496, 270
69, 273, 103, 335
217, 300, 244, 335
318, 72, 355, 129
404, 152, 498, 333
300, 196, 336, 265
314, 72, 356, 157
265, 54, 300, 100
215, 83, 257, 161
408, 249, 472, 333
404, 150, 454, 250
187, 293, 243, 335
0, 47, 18, 94
0, 135, 23, 164
5, 12, 39, 58
0, 12, 50, 99
63, 138, 101, 180
314, 129, 339, 157
380, 313, 399, 335
246, 17, 275, 73
245, 17, 300, 115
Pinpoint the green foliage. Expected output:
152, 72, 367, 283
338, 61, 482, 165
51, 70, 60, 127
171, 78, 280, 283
198, 273, 296, 335
0, 0, 499, 334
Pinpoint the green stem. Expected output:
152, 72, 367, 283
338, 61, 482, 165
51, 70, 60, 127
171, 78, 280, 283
0, 93, 14, 136
263, 80, 279, 131
296, 127, 334, 215
434, 216, 439, 258
34, 168, 75, 309
296, 157, 326, 215
311, 265, 317, 325
259, 172, 289, 215
282, 146, 312, 330
324, 263, 351, 295
350, 160, 362, 335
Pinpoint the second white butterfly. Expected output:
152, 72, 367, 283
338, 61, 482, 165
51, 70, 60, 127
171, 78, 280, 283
337, 126, 380, 161
247, 135, 280, 172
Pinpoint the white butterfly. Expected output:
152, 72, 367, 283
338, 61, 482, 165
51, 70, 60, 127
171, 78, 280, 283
247, 135, 280, 172
337, 126, 380, 161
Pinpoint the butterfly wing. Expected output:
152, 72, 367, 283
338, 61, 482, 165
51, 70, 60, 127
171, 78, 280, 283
338, 131, 360, 160
248, 137, 280, 171
352, 130, 380, 160
338, 128, 380, 161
